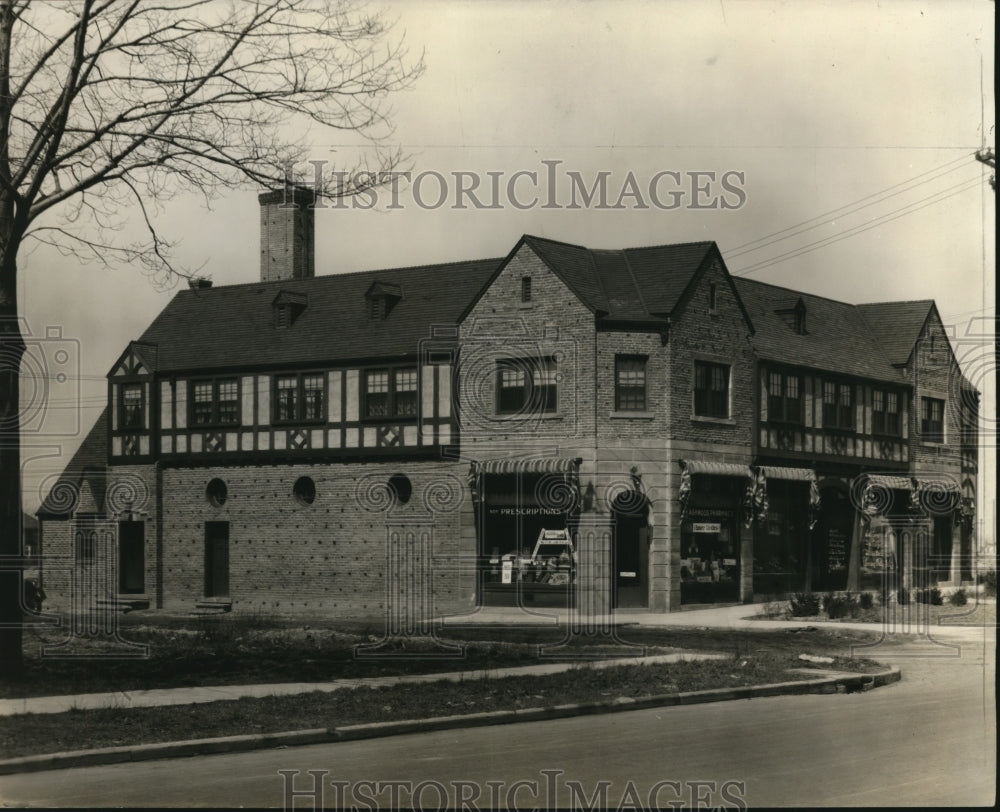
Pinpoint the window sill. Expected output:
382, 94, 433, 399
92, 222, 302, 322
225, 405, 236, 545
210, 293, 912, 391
493, 412, 564, 422
517, 303, 535, 310
610, 410, 655, 420
691, 414, 736, 426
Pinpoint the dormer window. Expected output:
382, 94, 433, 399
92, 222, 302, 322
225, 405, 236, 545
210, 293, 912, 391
365, 281, 402, 321
272, 290, 307, 329
775, 298, 807, 335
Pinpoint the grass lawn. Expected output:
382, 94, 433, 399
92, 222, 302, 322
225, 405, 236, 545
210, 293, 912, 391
0, 654, 885, 761
3, 613, 891, 699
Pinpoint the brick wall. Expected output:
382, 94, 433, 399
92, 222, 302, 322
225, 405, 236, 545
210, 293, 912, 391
158, 460, 470, 616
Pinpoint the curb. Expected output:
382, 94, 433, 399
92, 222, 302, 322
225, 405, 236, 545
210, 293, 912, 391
0, 667, 900, 775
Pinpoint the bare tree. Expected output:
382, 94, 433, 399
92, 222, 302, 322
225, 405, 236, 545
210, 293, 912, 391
0, 0, 423, 671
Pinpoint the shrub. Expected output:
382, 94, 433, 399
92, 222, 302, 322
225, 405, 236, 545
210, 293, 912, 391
897, 587, 910, 605
979, 570, 997, 598
789, 592, 821, 617
950, 588, 968, 606
823, 592, 853, 619
914, 588, 944, 605
858, 592, 875, 610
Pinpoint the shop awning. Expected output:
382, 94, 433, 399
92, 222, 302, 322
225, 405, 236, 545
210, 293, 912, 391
470, 457, 582, 475
760, 466, 816, 482
863, 474, 915, 491
679, 460, 750, 477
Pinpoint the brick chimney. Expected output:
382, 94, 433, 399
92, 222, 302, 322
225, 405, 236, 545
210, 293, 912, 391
258, 186, 315, 282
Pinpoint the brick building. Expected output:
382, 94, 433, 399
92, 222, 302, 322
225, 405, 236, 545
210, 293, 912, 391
37, 191, 978, 617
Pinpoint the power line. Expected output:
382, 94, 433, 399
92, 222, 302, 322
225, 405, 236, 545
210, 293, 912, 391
732, 178, 982, 277
727, 154, 974, 255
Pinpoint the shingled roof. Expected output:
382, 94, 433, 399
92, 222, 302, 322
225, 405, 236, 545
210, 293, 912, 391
37, 408, 108, 518
138, 258, 502, 372
856, 300, 934, 366
482, 235, 726, 323
733, 278, 905, 383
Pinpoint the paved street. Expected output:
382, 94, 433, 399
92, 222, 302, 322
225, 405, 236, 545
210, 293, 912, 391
0, 622, 992, 808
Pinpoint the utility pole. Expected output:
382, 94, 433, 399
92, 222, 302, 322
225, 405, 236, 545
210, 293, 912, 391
975, 148, 996, 190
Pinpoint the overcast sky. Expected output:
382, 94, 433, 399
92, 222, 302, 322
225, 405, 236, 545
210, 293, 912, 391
18, 0, 995, 536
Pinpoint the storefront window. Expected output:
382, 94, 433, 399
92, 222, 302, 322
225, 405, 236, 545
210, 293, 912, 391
680, 509, 739, 604
477, 473, 577, 607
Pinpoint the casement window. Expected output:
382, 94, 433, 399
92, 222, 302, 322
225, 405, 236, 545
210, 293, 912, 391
766, 370, 802, 423
822, 380, 854, 429
274, 373, 325, 423
191, 378, 239, 427
921, 396, 945, 443
119, 383, 145, 430
364, 367, 418, 419
693, 360, 730, 419
496, 357, 557, 415
615, 355, 647, 411
873, 389, 901, 436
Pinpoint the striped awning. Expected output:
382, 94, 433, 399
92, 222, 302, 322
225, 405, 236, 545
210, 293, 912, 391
761, 466, 817, 482
864, 474, 915, 491
680, 460, 751, 478
864, 474, 960, 492
471, 457, 582, 476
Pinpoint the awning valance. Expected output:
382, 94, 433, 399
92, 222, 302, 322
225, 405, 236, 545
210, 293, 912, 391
864, 474, 915, 491
761, 466, 817, 482
470, 457, 582, 476
680, 460, 750, 478
862, 474, 960, 492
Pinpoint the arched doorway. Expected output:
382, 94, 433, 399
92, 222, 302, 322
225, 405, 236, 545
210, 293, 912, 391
612, 492, 649, 608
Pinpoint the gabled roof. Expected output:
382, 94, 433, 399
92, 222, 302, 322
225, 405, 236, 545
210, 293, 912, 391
856, 300, 935, 366
464, 235, 727, 325
137, 258, 501, 372
733, 278, 905, 383
37, 408, 108, 518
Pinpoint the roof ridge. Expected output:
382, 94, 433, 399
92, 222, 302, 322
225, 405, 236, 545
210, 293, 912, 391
181, 257, 505, 294
856, 299, 935, 308
733, 276, 871, 309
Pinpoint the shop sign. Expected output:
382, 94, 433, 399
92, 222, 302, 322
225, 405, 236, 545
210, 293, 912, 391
501, 560, 514, 584
487, 506, 564, 516
693, 522, 721, 533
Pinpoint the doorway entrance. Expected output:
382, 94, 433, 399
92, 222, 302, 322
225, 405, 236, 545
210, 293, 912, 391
612, 493, 649, 608
118, 521, 145, 594
204, 521, 230, 598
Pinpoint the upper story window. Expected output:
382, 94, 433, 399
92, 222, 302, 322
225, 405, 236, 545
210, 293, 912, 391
708, 283, 718, 312
191, 378, 239, 427
615, 355, 647, 411
521, 276, 532, 303
364, 367, 418, 419
873, 389, 901, 436
119, 383, 145, 430
274, 373, 325, 424
497, 356, 557, 415
766, 370, 802, 423
693, 360, 729, 419
822, 380, 854, 430
920, 396, 944, 443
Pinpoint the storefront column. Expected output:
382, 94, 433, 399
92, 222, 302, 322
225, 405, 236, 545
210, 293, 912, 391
948, 519, 963, 585
846, 509, 863, 592
573, 516, 612, 622
739, 524, 753, 603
